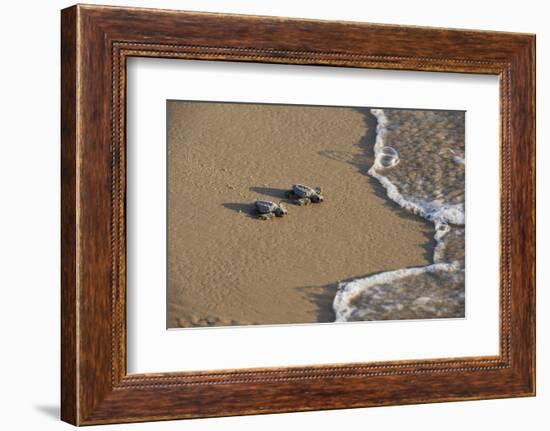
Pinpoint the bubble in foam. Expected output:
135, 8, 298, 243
378, 146, 400, 168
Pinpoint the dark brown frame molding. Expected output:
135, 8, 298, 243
61, 4, 536, 425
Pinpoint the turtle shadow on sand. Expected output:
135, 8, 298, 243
249, 186, 289, 200
221, 202, 257, 218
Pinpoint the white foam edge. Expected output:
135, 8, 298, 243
333, 262, 462, 322
368, 108, 465, 226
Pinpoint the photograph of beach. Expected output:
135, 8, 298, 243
166, 101, 465, 328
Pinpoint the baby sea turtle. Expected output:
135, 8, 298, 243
287, 184, 324, 205
254, 200, 288, 220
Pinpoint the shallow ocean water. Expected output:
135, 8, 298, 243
334, 108, 466, 322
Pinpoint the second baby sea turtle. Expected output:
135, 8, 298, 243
287, 184, 324, 205
254, 200, 288, 220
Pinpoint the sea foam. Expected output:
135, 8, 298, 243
333, 108, 466, 322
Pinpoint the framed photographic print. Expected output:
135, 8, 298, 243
61, 4, 536, 425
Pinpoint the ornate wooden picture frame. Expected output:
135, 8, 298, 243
61, 4, 535, 425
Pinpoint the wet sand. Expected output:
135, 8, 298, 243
167, 101, 434, 328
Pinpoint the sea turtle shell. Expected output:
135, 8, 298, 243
255, 200, 278, 214
292, 184, 316, 198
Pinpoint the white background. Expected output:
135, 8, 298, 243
0, 0, 547, 430
127, 59, 499, 373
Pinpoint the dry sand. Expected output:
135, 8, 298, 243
167, 101, 434, 328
